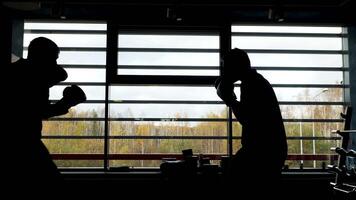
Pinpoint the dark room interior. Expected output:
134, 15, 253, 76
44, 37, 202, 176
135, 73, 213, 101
1, 0, 355, 198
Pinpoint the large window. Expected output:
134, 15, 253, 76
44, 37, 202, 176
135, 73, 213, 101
110, 27, 224, 167
22, 21, 348, 169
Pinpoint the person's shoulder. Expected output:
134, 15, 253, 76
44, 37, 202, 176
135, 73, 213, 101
256, 72, 271, 85
9, 58, 28, 68
252, 72, 276, 94
7, 58, 33, 80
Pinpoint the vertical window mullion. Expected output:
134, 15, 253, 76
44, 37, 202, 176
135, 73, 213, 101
220, 23, 233, 156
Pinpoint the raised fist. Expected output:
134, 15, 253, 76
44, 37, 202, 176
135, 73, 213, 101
62, 85, 86, 107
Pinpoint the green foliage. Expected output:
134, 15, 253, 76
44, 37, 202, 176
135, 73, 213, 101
43, 88, 344, 169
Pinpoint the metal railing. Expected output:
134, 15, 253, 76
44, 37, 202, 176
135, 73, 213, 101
49, 153, 339, 162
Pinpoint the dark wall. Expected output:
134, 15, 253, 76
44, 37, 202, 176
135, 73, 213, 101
11, 19, 24, 60
0, 5, 12, 65
61, 171, 335, 199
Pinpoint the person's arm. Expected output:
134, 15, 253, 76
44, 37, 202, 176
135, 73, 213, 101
42, 85, 86, 119
42, 99, 71, 119
229, 99, 241, 121
215, 77, 246, 124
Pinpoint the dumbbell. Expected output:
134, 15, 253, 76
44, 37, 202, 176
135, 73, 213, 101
328, 164, 343, 174
347, 150, 356, 158
331, 147, 348, 156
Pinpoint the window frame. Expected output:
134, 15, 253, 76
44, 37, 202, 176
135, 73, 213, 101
22, 20, 349, 169
107, 24, 224, 85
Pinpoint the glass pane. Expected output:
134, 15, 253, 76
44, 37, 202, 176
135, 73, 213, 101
110, 86, 221, 101
109, 139, 227, 154
315, 140, 340, 154
232, 25, 342, 34
232, 36, 342, 50
23, 50, 106, 65
118, 69, 218, 76
283, 121, 341, 169
284, 122, 343, 136
109, 104, 226, 118
118, 32, 220, 77
55, 105, 105, 118
110, 160, 159, 168
25, 22, 106, 30
233, 87, 343, 102
118, 52, 219, 66
58, 52, 106, 65
55, 160, 103, 168
247, 53, 343, 67
110, 121, 227, 136
63, 69, 105, 83
287, 140, 303, 155
42, 139, 104, 153
273, 88, 343, 102
43, 121, 104, 136
119, 35, 219, 49
42, 139, 104, 168
24, 33, 106, 48
258, 70, 343, 84
110, 85, 226, 119
285, 160, 302, 169
280, 105, 344, 119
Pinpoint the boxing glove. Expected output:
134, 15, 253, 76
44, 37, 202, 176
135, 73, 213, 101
215, 77, 237, 106
62, 85, 87, 107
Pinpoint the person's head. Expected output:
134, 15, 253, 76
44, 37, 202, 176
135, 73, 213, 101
27, 37, 59, 65
222, 48, 251, 82
27, 37, 67, 87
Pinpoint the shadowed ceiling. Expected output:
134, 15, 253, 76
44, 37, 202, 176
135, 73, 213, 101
2, 1, 356, 25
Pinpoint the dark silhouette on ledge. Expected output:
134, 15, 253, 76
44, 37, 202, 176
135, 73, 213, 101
215, 48, 287, 188
6, 37, 86, 186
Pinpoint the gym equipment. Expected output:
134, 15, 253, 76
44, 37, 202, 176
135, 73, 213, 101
328, 107, 355, 199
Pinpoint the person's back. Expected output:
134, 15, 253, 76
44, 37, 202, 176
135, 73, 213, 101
234, 70, 287, 179
9, 59, 46, 140
6, 38, 66, 185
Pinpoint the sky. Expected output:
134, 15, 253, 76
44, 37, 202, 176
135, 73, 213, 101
22, 22, 345, 119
